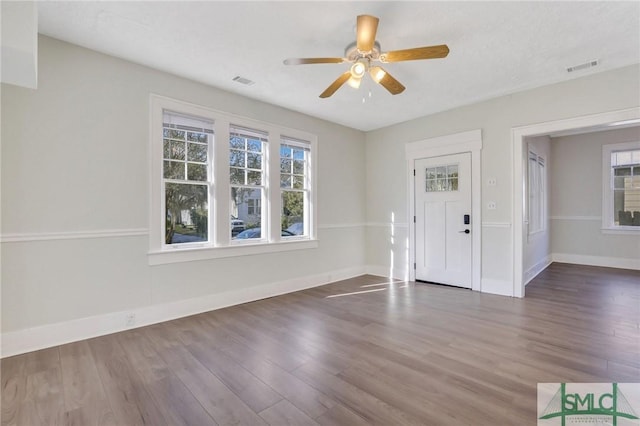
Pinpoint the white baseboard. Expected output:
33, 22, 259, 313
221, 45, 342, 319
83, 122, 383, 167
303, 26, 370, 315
1, 266, 365, 358
551, 253, 640, 270
524, 255, 553, 286
365, 265, 409, 281
480, 278, 514, 297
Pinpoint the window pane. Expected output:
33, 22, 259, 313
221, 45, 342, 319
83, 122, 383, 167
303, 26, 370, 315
247, 139, 262, 153
165, 183, 208, 244
292, 175, 304, 189
293, 160, 304, 174
282, 191, 304, 236
188, 143, 208, 162
230, 136, 245, 149
280, 175, 291, 188
280, 158, 292, 174
614, 167, 631, 176
230, 168, 245, 184
426, 179, 437, 192
170, 141, 185, 160
447, 165, 458, 179
426, 168, 437, 179
164, 161, 184, 179
163, 139, 171, 159
231, 188, 263, 239
247, 170, 262, 185
247, 152, 262, 169
165, 129, 185, 140
187, 163, 207, 181
450, 177, 458, 191
436, 167, 446, 179
280, 145, 292, 158
187, 132, 207, 143
230, 150, 245, 167
614, 176, 627, 189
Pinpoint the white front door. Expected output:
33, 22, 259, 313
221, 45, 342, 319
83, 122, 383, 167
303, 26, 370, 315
415, 153, 472, 288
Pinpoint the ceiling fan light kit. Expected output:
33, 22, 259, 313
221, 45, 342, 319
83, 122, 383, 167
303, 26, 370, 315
284, 14, 449, 98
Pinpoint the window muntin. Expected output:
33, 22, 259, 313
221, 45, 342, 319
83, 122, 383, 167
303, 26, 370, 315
281, 139, 311, 237
230, 126, 267, 240
162, 111, 213, 245
611, 149, 640, 227
528, 151, 546, 234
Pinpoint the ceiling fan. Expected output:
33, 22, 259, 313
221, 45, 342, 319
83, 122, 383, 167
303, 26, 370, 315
283, 15, 449, 98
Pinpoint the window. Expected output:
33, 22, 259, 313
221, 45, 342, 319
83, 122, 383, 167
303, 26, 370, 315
230, 126, 266, 240
280, 138, 311, 237
603, 142, 640, 231
425, 164, 458, 192
163, 111, 213, 245
528, 150, 546, 234
150, 95, 317, 264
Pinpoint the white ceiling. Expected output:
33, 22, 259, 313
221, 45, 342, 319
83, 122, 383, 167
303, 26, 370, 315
37, 1, 640, 132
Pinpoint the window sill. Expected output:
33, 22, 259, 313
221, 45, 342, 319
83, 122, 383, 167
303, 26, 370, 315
148, 239, 318, 265
601, 227, 640, 236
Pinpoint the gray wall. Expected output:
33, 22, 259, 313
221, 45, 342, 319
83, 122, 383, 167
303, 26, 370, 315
1, 36, 366, 334
550, 127, 640, 261
365, 64, 640, 294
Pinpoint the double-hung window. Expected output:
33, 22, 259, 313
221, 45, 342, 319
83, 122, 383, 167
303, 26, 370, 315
602, 142, 640, 231
162, 111, 213, 246
230, 126, 267, 240
150, 95, 317, 264
280, 137, 312, 237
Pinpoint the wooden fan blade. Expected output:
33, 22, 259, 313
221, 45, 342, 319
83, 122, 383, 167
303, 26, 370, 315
370, 66, 405, 95
319, 72, 351, 98
356, 15, 379, 52
284, 57, 344, 65
381, 44, 449, 62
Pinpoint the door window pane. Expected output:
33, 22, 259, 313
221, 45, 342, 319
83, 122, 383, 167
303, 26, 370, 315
425, 164, 459, 192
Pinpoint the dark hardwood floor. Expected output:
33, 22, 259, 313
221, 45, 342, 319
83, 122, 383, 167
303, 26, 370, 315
2, 263, 639, 425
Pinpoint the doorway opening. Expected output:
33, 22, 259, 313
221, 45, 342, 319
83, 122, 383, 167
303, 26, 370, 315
512, 107, 640, 298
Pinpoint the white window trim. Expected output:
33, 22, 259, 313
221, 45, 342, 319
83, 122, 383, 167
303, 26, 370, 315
149, 94, 318, 265
601, 140, 640, 235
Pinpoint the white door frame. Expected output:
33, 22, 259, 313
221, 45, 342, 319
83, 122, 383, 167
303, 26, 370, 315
406, 129, 482, 291
511, 107, 640, 298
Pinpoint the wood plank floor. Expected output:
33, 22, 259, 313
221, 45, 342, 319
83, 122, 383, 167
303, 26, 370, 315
2, 263, 639, 425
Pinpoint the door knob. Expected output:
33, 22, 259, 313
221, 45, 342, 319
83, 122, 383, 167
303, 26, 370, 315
458, 229, 470, 234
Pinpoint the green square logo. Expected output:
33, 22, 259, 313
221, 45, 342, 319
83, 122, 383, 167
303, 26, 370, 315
538, 383, 640, 425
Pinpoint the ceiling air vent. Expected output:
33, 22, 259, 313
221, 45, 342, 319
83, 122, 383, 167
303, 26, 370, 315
566, 60, 599, 73
232, 76, 255, 86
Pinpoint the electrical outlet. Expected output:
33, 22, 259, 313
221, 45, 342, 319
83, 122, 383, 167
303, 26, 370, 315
488, 201, 497, 210
125, 313, 136, 327
487, 178, 497, 186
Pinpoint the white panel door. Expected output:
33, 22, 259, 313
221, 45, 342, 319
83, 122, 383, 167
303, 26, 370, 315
415, 153, 472, 288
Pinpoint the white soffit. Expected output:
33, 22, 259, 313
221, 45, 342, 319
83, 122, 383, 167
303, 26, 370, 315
37, 1, 640, 131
